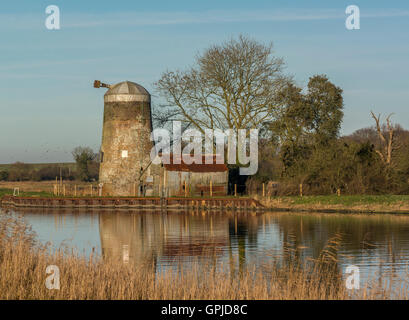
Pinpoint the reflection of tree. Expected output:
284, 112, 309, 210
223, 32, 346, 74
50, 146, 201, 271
275, 213, 409, 275
227, 214, 261, 274
228, 216, 246, 274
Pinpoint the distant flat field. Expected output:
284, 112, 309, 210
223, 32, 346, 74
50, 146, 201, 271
0, 163, 76, 171
0, 181, 78, 193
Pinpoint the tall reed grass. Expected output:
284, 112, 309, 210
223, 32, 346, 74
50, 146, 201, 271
0, 211, 408, 300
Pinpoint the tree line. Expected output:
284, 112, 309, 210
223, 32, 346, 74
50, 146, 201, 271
153, 35, 409, 195
0, 147, 99, 182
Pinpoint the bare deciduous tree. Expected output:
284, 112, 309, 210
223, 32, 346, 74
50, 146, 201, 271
370, 111, 395, 166
154, 35, 289, 132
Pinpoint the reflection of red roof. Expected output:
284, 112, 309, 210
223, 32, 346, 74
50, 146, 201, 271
163, 239, 227, 256
162, 154, 228, 173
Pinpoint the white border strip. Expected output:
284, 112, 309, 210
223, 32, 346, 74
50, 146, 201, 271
104, 94, 150, 102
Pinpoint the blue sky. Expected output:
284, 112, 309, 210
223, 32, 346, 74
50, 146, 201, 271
0, 0, 408, 163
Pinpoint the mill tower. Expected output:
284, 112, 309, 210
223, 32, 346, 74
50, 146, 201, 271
95, 80, 153, 196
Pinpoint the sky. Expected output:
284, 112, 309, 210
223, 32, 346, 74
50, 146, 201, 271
0, 0, 408, 163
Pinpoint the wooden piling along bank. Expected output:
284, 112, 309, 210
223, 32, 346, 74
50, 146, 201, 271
0, 195, 264, 212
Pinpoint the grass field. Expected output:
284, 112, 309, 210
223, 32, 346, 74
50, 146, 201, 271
281, 194, 409, 205
0, 188, 53, 198
0, 181, 69, 194
256, 194, 409, 213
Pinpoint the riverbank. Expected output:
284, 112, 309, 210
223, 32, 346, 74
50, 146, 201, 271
3, 186, 409, 213
256, 195, 409, 214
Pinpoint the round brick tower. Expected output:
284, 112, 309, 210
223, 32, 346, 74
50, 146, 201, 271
97, 81, 153, 196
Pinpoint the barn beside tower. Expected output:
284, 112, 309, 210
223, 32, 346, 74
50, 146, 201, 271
96, 80, 158, 196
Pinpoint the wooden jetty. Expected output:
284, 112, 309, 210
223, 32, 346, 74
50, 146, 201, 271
0, 195, 264, 212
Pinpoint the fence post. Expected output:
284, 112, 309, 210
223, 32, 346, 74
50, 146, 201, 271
63, 184, 66, 197
210, 180, 213, 197
262, 183, 265, 197
74, 185, 77, 197
337, 188, 341, 197
184, 181, 187, 197
299, 184, 303, 197
90, 184, 93, 197
234, 184, 237, 197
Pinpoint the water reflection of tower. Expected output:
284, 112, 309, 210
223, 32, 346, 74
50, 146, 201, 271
98, 211, 230, 267
99, 212, 165, 268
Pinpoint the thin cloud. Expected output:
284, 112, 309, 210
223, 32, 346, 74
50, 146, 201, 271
65, 10, 344, 28
1, 9, 409, 29
64, 9, 409, 28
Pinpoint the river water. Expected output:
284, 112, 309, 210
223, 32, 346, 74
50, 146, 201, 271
3, 208, 409, 289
